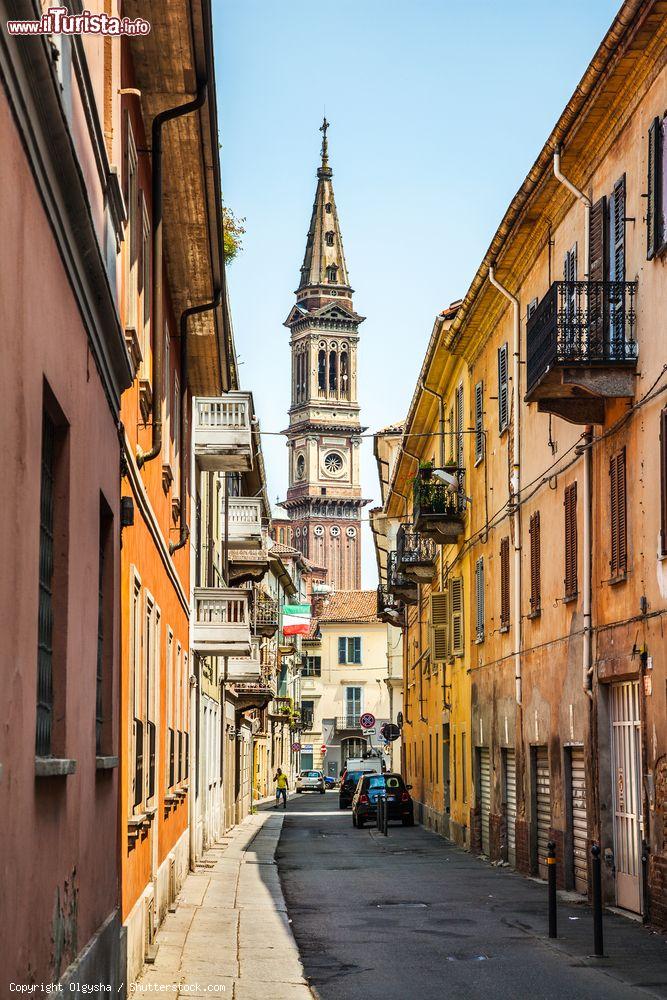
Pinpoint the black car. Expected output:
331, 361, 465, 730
351, 772, 415, 828
338, 768, 378, 808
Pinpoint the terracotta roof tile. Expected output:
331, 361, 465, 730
317, 590, 379, 624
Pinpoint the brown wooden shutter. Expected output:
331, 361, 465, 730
661, 409, 667, 556
589, 197, 607, 282
529, 512, 541, 613
564, 482, 578, 599
648, 117, 660, 260
611, 176, 626, 283
500, 536, 510, 629
610, 447, 628, 578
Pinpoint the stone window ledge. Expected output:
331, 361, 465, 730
96, 755, 119, 770
35, 757, 76, 777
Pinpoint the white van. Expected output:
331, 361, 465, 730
345, 756, 383, 775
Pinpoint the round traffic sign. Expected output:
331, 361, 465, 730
360, 712, 376, 730
380, 722, 401, 742
320, 744, 327, 753
292, 742, 301, 752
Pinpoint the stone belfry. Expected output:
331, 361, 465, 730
282, 120, 367, 591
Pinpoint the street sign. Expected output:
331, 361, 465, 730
360, 712, 376, 729
362, 729, 376, 736
292, 742, 301, 752
320, 744, 327, 753
380, 722, 401, 742
302, 744, 313, 751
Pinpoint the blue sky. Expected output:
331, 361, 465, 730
213, 0, 620, 587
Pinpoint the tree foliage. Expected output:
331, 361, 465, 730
222, 205, 246, 263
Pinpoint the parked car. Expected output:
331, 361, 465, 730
296, 769, 325, 794
324, 775, 336, 790
351, 773, 415, 828
338, 767, 378, 808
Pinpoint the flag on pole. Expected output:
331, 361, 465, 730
282, 603, 312, 636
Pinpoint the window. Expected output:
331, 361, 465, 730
172, 372, 180, 483
329, 349, 338, 391
429, 734, 433, 783
36, 411, 58, 757
344, 687, 362, 725
447, 407, 454, 463
340, 351, 349, 398
318, 349, 326, 392
661, 411, 667, 557
325, 452, 343, 474
131, 573, 143, 809
455, 382, 464, 469
166, 628, 174, 787
498, 343, 509, 432
296, 454, 305, 480
140, 196, 151, 377
452, 734, 458, 800
449, 577, 464, 657
144, 594, 159, 801
303, 656, 321, 677
325, 202, 332, 214
326, 264, 338, 283
325, 230, 334, 246
475, 558, 485, 642
339, 637, 362, 664
564, 483, 578, 599
461, 731, 467, 803
301, 700, 315, 729
529, 511, 541, 616
610, 447, 627, 579
474, 381, 484, 464
647, 115, 667, 259
124, 116, 138, 330
96, 498, 113, 756
500, 536, 510, 631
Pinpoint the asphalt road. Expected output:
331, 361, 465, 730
274, 793, 667, 1000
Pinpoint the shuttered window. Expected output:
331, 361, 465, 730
661, 410, 667, 557
589, 197, 607, 281
500, 536, 510, 631
498, 344, 509, 432
647, 115, 667, 260
475, 558, 485, 642
450, 577, 464, 657
610, 447, 627, 579
455, 382, 464, 468
609, 176, 626, 283
474, 382, 484, 464
430, 591, 448, 663
564, 482, 578, 599
339, 637, 362, 664
529, 512, 541, 616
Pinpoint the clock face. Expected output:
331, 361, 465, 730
323, 451, 344, 475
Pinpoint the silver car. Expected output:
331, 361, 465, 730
296, 769, 326, 793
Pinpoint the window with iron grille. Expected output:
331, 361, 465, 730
564, 482, 578, 599
474, 382, 484, 464
303, 655, 321, 676
529, 512, 541, 616
647, 115, 667, 260
609, 447, 627, 579
475, 558, 485, 642
500, 536, 510, 631
36, 411, 56, 757
497, 344, 509, 432
661, 410, 667, 557
338, 637, 361, 664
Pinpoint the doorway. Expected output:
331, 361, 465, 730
478, 747, 491, 855
503, 747, 517, 867
610, 681, 643, 913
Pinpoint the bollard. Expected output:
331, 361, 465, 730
384, 794, 389, 836
591, 843, 604, 956
547, 840, 557, 938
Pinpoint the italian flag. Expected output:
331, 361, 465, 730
283, 603, 312, 636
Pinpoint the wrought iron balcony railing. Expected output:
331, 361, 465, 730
396, 524, 437, 581
377, 584, 404, 624
413, 470, 465, 542
301, 712, 315, 730
525, 281, 638, 423
386, 550, 419, 605
253, 593, 279, 636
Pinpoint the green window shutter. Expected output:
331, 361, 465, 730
338, 637, 346, 664
353, 637, 361, 663
474, 382, 484, 463
498, 344, 509, 432
450, 577, 464, 656
647, 118, 660, 260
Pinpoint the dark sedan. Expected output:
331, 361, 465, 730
338, 768, 379, 808
351, 773, 415, 828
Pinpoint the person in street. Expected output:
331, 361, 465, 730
274, 767, 289, 809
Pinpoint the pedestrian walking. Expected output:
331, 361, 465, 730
274, 767, 289, 809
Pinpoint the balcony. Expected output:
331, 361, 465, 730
396, 524, 437, 582
194, 393, 253, 472
386, 550, 418, 605
413, 470, 465, 542
377, 584, 405, 626
335, 715, 363, 733
227, 497, 263, 549
225, 652, 262, 684
192, 588, 251, 657
253, 592, 279, 637
525, 280, 638, 424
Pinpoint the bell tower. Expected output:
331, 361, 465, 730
282, 120, 367, 591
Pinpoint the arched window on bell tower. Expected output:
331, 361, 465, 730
318, 348, 326, 397
329, 348, 338, 394
340, 350, 349, 399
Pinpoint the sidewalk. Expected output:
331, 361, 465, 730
133, 812, 314, 999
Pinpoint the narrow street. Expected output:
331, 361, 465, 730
276, 795, 667, 1000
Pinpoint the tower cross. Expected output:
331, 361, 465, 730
320, 116, 330, 166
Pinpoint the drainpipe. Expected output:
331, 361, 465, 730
553, 147, 591, 279
170, 292, 221, 554
582, 427, 594, 699
137, 82, 208, 468
488, 267, 522, 706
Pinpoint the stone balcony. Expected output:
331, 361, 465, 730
192, 588, 251, 657
194, 393, 253, 472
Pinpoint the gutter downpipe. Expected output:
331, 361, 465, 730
488, 267, 522, 707
137, 82, 208, 468
170, 292, 222, 555
552, 149, 594, 700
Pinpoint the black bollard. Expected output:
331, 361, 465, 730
591, 843, 604, 956
547, 840, 557, 938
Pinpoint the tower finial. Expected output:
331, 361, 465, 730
319, 116, 330, 168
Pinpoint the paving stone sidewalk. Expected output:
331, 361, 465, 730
133, 812, 314, 1000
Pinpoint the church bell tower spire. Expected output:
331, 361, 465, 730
281, 122, 368, 592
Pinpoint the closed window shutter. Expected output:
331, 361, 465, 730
430, 591, 448, 662
475, 558, 485, 641
338, 637, 346, 664
354, 637, 361, 663
661, 410, 667, 556
564, 482, 578, 599
610, 448, 628, 578
609, 176, 626, 283
498, 345, 509, 431
450, 577, 464, 656
648, 117, 660, 260
456, 383, 464, 468
529, 512, 541, 613
475, 382, 484, 463
500, 537, 510, 629
589, 197, 607, 281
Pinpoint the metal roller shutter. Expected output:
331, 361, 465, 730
535, 747, 551, 880
504, 749, 517, 867
479, 747, 490, 856
570, 747, 588, 894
